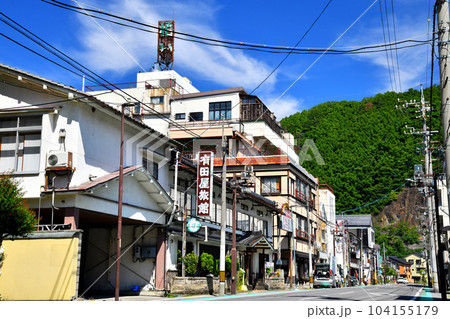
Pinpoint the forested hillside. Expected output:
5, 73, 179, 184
281, 86, 441, 257
281, 86, 441, 216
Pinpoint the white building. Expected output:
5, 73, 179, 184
318, 184, 337, 273
0, 63, 182, 294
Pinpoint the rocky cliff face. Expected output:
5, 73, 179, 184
375, 187, 425, 228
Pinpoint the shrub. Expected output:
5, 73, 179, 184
225, 255, 240, 276
237, 269, 244, 290
199, 253, 215, 275
183, 252, 199, 276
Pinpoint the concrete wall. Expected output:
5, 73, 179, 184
82, 226, 158, 292
0, 231, 81, 300
171, 92, 241, 121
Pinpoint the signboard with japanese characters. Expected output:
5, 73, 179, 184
196, 151, 214, 216
281, 203, 293, 232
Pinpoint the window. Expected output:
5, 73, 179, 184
237, 212, 249, 231
263, 220, 268, 236
175, 113, 185, 120
261, 176, 281, 194
290, 178, 295, 195
209, 101, 231, 120
297, 216, 307, 232
133, 103, 141, 115
150, 96, 164, 104
241, 204, 249, 211
143, 158, 159, 180
0, 115, 42, 173
189, 112, 203, 122
415, 260, 421, 265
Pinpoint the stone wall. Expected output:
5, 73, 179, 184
170, 276, 218, 295
266, 277, 285, 290
171, 276, 285, 295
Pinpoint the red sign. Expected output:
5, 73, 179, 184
196, 151, 214, 216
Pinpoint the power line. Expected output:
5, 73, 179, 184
378, 0, 394, 91
384, 0, 398, 92
0, 12, 202, 140
390, 0, 402, 91
249, 0, 334, 95
338, 180, 408, 214
42, 0, 431, 56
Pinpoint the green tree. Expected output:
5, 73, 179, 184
0, 174, 38, 274
280, 86, 441, 215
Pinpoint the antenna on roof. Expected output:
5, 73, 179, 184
157, 20, 175, 71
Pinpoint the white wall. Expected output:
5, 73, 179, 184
243, 122, 299, 161
137, 70, 199, 94
170, 92, 241, 122
0, 81, 172, 200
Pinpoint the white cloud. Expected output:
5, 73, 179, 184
346, 11, 431, 93
262, 95, 305, 119
75, 0, 276, 90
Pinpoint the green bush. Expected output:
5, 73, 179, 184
199, 253, 215, 275
237, 269, 244, 290
183, 252, 199, 276
225, 255, 240, 276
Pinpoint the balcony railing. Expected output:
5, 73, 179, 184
169, 118, 243, 130
36, 224, 72, 231
296, 229, 315, 242
294, 189, 315, 207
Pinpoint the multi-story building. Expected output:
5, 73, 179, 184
88, 69, 322, 285
336, 215, 376, 285
0, 63, 185, 297
318, 184, 336, 268
386, 256, 413, 282
405, 252, 427, 284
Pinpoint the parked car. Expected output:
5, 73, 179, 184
397, 277, 408, 284
313, 263, 337, 288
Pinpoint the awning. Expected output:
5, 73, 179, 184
237, 232, 274, 250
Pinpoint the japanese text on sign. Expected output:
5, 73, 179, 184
196, 151, 214, 216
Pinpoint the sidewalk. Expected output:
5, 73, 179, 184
83, 284, 309, 301
418, 287, 450, 301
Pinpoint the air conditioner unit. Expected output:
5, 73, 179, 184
46, 151, 72, 169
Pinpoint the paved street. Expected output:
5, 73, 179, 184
170, 284, 431, 301
92, 284, 446, 301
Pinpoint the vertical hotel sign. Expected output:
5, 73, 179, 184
196, 151, 214, 216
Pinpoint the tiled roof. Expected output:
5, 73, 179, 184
336, 214, 373, 227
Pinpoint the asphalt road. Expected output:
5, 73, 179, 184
184, 284, 424, 301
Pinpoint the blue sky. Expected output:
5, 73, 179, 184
1, 0, 435, 119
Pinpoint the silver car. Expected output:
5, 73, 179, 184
313, 267, 336, 288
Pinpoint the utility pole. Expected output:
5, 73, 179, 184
399, 86, 439, 291
437, 0, 450, 294
231, 173, 237, 295
307, 199, 313, 288
115, 102, 132, 301
433, 173, 448, 300
181, 206, 187, 278
219, 115, 227, 296
342, 222, 347, 286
